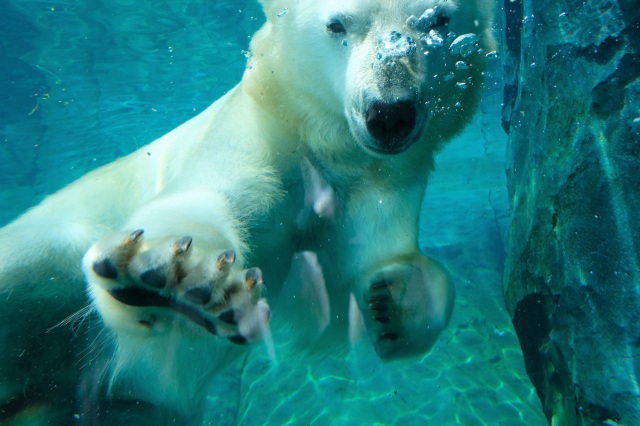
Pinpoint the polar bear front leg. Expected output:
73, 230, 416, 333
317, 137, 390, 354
83, 189, 271, 344
345, 187, 454, 360
361, 253, 454, 360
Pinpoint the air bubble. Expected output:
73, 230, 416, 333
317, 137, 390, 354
377, 31, 416, 63
445, 32, 457, 44
455, 61, 469, 70
449, 33, 481, 57
443, 72, 454, 81
406, 15, 419, 28
277, 8, 287, 18
421, 30, 444, 48
456, 82, 468, 89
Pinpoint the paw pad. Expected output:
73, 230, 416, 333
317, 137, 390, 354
93, 258, 118, 279
183, 286, 212, 305
366, 280, 403, 351
140, 268, 168, 288
378, 331, 400, 342
87, 231, 270, 343
218, 310, 237, 325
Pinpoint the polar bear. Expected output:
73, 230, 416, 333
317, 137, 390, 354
0, 0, 493, 424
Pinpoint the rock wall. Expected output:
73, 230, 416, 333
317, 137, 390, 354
500, 0, 640, 424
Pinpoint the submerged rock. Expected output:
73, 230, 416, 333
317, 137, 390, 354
499, 0, 640, 424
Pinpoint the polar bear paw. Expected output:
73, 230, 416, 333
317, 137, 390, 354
362, 255, 454, 360
84, 230, 270, 345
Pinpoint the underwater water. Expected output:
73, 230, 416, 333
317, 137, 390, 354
0, 1, 554, 424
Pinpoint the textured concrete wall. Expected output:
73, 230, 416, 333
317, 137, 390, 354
500, 0, 640, 424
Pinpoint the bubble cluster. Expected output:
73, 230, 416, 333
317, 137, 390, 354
421, 30, 444, 47
406, 8, 442, 32
376, 30, 416, 63
411, 14, 481, 60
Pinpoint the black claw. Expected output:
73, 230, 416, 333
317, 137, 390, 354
368, 294, 390, 304
183, 286, 211, 305
374, 315, 391, 324
128, 229, 144, 243
175, 236, 193, 254
371, 280, 392, 290
216, 250, 236, 271
228, 335, 248, 345
140, 268, 167, 289
379, 331, 400, 342
93, 258, 118, 279
245, 267, 263, 290
218, 310, 237, 325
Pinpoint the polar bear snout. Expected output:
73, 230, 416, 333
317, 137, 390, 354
365, 100, 417, 153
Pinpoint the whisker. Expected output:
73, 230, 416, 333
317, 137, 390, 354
46, 305, 96, 336
78, 327, 109, 360
78, 332, 114, 373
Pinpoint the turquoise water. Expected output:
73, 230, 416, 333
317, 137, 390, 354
0, 1, 547, 424
0, 1, 262, 226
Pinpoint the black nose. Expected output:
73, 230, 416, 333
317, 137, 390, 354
366, 100, 416, 152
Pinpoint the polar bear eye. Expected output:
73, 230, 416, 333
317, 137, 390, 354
327, 19, 347, 35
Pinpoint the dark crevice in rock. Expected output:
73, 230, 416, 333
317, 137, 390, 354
511, 290, 554, 405
618, 3, 640, 30
539, 334, 576, 424
503, 0, 523, 55
591, 53, 640, 116
579, 36, 623, 65
500, 0, 523, 134
501, 83, 517, 134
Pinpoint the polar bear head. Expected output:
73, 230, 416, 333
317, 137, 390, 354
247, 0, 493, 158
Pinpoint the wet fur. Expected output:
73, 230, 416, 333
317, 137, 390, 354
0, 0, 493, 424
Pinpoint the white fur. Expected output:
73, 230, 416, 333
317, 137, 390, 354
0, 0, 492, 423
